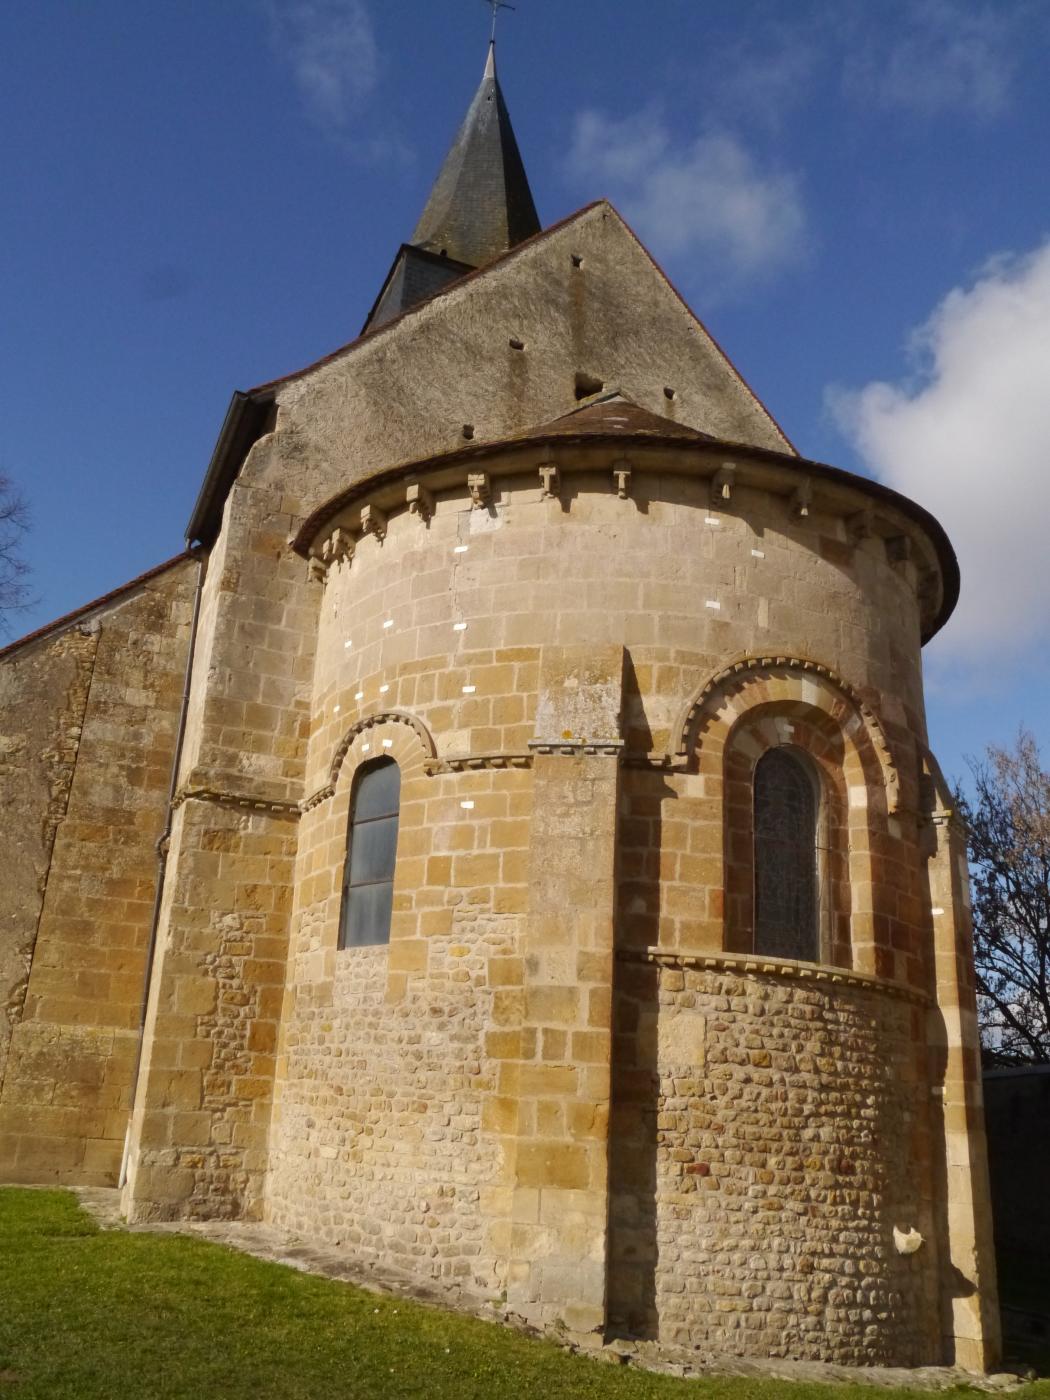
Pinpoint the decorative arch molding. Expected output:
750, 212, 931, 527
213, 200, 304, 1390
673, 654, 900, 814
302, 710, 438, 812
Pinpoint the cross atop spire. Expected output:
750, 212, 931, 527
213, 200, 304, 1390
484, 0, 516, 44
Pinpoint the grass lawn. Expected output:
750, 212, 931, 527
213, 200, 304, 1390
0, 1189, 1045, 1400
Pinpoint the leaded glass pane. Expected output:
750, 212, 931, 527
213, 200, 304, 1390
348, 814, 399, 886
343, 880, 395, 949
754, 747, 819, 962
339, 758, 400, 949
352, 759, 401, 821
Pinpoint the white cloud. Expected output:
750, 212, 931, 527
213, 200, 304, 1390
267, 0, 379, 128
567, 109, 807, 294
829, 241, 1050, 671
842, 0, 1019, 118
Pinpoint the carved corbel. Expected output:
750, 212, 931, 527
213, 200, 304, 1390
307, 555, 328, 585
790, 479, 812, 519
711, 462, 736, 507
918, 567, 940, 611
848, 505, 874, 543
886, 535, 912, 566
406, 480, 435, 523
324, 527, 355, 568
538, 462, 560, 499
612, 459, 632, 499
360, 504, 387, 542
467, 472, 491, 509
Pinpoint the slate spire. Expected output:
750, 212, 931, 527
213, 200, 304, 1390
363, 42, 541, 332
411, 42, 541, 267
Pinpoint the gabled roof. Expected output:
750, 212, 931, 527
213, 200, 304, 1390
411, 43, 540, 268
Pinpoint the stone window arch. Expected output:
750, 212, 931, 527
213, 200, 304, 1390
753, 745, 823, 962
670, 657, 903, 975
339, 756, 401, 949
725, 710, 852, 966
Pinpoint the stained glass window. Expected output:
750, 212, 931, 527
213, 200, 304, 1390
339, 758, 400, 949
753, 747, 819, 962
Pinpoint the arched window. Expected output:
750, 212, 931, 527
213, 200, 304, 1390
753, 746, 820, 962
339, 757, 401, 949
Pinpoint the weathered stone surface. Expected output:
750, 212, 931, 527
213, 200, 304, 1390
0, 559, 197, 1183
610, 963, 937, 1366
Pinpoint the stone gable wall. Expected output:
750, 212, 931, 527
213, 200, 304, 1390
249, 205, 793, 537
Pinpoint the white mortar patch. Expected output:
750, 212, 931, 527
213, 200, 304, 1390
469, 505, 503, 534
658, 1009, 707, 1068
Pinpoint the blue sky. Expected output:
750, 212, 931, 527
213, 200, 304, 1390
3, 0, 1048, 784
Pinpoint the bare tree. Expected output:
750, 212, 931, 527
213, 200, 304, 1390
957, 731, 1050, 1065
0, 472, 30, 627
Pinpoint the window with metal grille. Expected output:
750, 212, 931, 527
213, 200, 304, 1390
753, 746, 820, 962
339, 757, 400, 949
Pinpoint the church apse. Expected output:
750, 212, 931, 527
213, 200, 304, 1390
0, 38, 999, 1373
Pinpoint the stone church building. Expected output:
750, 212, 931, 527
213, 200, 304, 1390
0, 45, 1000, 1370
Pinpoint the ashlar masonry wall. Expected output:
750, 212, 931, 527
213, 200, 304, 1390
121, 472, 315, 1222
266, 715, 529, 1294
0, 558, 197, 1184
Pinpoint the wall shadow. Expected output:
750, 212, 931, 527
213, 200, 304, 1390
606, 760, 678, 1338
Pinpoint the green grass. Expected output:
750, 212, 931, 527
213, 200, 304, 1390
0, 1189, 1045, 1400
